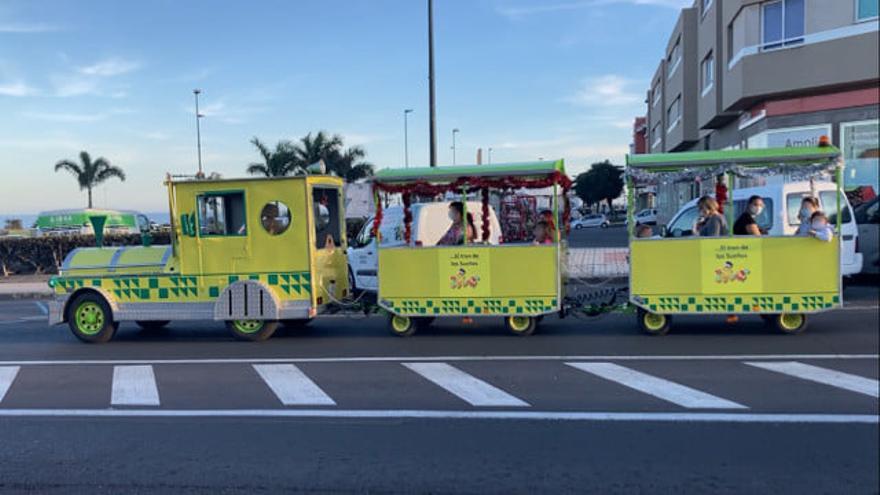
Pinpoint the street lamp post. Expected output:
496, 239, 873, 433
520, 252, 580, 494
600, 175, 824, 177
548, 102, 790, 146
193, 89, 204, 177
404, 109, 413, 168
428, 0, 437, 167
452, 128, 460, 165
488, 147, 493, 164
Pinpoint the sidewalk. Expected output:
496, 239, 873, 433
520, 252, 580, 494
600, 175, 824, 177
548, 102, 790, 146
0, 275, 52, 300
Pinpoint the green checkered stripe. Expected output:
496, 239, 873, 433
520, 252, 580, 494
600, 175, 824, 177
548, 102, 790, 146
54, 272, 311, 303
385, 297, 557, 316
635, 293, 840, 314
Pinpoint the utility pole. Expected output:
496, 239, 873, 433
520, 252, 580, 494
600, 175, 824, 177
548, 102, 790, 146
404, 109, 413, 168
193, 89, 204, 177
452, 128, 459, 165
428, 0, 437, 167
488, 147, 493, 164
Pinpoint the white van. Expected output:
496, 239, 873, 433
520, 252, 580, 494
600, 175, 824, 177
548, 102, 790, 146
347, 201, 503, 291
663, 181, 863, 277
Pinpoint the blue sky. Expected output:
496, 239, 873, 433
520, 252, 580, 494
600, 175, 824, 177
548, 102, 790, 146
0, 0, 688, 214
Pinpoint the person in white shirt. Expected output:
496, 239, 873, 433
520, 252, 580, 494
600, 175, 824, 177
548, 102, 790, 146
796, 196, 820, 236
807, 211, 834, 242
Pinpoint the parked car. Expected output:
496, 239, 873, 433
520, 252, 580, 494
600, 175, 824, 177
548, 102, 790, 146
854, 197, 879, 274
572, 214, 609, 229
661, 181, 863, 277
634, 208, 658, 225
347, 201, 502, 292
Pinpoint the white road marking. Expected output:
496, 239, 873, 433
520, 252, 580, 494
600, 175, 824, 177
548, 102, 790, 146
253, 364, 335, 406
0, 354, 876, 367
33, 302, 48, 315
0, 366, 20, 403
111, 365, 160, 406
567, 362, 747, 409
745, 361, 879, 399
404, 362, 529, 407
0, 408, 874, 423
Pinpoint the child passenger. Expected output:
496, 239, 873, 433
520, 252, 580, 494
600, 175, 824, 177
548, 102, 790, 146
636, 224, 653, 238
533, 220, 554, 245
808, 211, 834, 242
796, 197, 820, 236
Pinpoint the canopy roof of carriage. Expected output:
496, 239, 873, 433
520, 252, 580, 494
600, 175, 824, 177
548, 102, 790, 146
373, 160, 566, 185
626, 146, 840, 170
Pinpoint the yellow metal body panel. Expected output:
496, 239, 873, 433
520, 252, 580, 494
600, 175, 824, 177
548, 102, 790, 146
630, 237, 840, 314
378, 245, 560, 316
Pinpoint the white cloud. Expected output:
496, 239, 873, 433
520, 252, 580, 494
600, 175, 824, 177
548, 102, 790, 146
78, 57, 141, 77
21, 111, 106, 123
565, 75, 643, 107
498, 0, 690, 18
0, 80, 37, 97
51, 76, 100, 97
0, 22, 60, 33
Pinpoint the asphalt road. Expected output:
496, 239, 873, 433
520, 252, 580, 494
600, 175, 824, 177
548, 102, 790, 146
0, 299, 878, 494
568, 224, 629, 248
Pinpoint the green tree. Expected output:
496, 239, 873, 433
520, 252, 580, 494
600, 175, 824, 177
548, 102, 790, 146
245, 137, 303, 177
54, 151, 126, 209
294, 131, 374, 182
573, 160, 624, 212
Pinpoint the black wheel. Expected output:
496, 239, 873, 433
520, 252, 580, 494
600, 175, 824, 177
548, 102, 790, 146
225, 319, 279, 342
759, 314, 775, 326
66, 292, 118, 343
505, 315, 537, 336
773, 313, 808, 335
637, 308, 671, 336
388, 314, 418, 337
574, 224, 583, 230
601, 222, 609, 228
136, 320, 170, 331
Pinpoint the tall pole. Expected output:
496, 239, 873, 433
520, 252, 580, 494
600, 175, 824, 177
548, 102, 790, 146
193, 89, 203, 177
488, 147, 493, 164
452, 128, 459, 165
428, 0, 437, 167
404, 109, 413, 168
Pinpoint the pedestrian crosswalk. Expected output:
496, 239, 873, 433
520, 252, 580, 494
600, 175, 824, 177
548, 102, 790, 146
0, 360, 876, 413
566, 362, 747, 409
253, 364, 336, 406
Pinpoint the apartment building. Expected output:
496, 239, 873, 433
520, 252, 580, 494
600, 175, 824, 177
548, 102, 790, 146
638, 0, 879, 222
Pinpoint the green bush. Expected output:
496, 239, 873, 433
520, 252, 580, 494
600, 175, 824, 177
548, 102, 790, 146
0, 233, 171, 276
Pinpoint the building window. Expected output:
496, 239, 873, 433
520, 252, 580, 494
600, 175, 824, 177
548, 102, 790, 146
701, 51, 714, 95
842, 120, 880, 191
652, 122, 662, 148
857, 0, 879, 20
666, 96, 681, 132
762, 0, 805, 50
702, 0, 713, 16
667, 36, 682, 78
652, 85, 661, 107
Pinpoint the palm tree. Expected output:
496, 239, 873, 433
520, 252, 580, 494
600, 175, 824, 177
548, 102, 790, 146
54, 151, 126, 208
245, 137, 303, 177
293, 131, 374, 181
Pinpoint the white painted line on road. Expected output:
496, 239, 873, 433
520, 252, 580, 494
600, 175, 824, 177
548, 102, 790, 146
253, 364, 336, 406
745, 361, 879, 399
404, 362, 529, 407
33, 301, 48, 315
111, 365, 160, 406
0, 408, 875, 423
0, 354, 877, 367
567, 362, 747, 410
0, 366, 20, 403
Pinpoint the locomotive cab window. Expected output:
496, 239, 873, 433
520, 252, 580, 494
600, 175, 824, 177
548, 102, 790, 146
313, 188, 341, 249
198, 192, 247, 236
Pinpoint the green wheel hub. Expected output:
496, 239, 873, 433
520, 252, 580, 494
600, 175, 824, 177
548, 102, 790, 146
391, 316, 412, 333
232, 320, 264, 334
508, 316, 532, 332
74, 302, 105, 335
779, 313, 804, 331
643, 312, 667, 331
